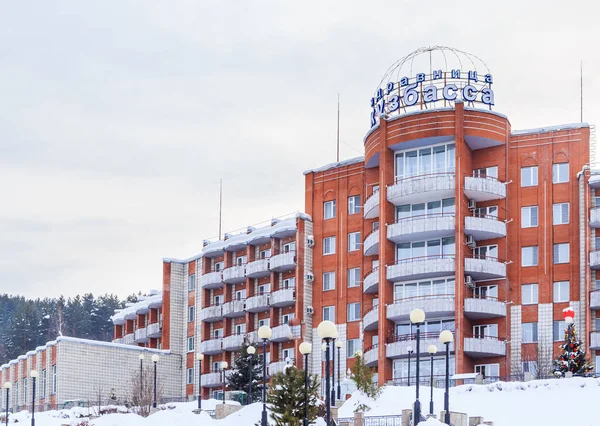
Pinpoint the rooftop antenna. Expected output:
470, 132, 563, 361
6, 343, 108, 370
218, 178, 223, 240
580, 60, 583, 122
336, 93, 340, 162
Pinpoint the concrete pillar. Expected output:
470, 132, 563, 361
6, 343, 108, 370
353, 411, 364, 426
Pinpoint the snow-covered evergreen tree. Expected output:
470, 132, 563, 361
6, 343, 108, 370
226, 337, 264, 402
267, 366, 319, 426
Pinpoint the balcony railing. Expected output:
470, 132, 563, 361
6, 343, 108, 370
590, 250, 600, 269
387, 172, 456, 206
200, 271, 223, 289
463, 335, 507, 357
386, 255, 455, 282
270, 251, 296, 272
200, 305, 223, 322
385, 331, 455, 359
246, 258, 271, 278
363, 228, 379, 256
223, 265, 246, 284
200, 372, 223, 388
363, 191, 380, 219
465, 214, 507, 241
464, 296, 507, 319
591, 290, 600, 310
271, 324, 300, 342
363, 268, 379, 294
387, 213, 455, 244
112, 338, 123, 344
222, 334, 245, 351
268, 360, 293, 376
222, 299, 245, 318
123, 333, 135, 345
363, 305, 378, 331
590, 207, 600, 228
590, 330, 600, 350
363, 344, 378, 367
270, 288, 295, 308
200, 338, 223, 355
386, 294, 455, 322
464, 174, 506, 202
464, 254, 506, 280
246, 293, 270, 312
134, 327, 148, 342
146, 322, 161, 338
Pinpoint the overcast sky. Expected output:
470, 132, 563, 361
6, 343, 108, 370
0, 1, 598, 299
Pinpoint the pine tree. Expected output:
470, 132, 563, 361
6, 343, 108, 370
267, 366, 320, 426
552, 321, 594, 377
226, 337, 264, 402
350, 351, 381, 399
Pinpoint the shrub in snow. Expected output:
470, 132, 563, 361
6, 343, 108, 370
267, 366, 320, 426
350, 352, 381, 401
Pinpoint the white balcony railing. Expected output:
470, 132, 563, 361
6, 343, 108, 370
363, 191, 380, 219
222, 299, 245, 318
200, 338, 223, 355
123, 333, 135, 345
386, 295, 455, 322
246, 294, 270, 312
222, 334, 245, 351
246, 258, 271, 278
200, 372, 223, 387
464, 215, 507, 241
464, 256, 506, 280
386, 256, 455, 282
270, 252, 296, 272
591, 290, 600, 310
363, 229, 379, 256
146, 322, 161, 338
387, 173, 455, 206
363, 305, 378, 331
590, 250, 600, 269
463, 337, 506, 357
363, 268, 378, 294
464, 175, 506, 202
270, 288, 295, 308
464, 297, 507, 319
223, 265, 246, 284
200, 305, 223, 322
134, 327, 147, 342
200, 271, 223, 289
387, 214, 455, 244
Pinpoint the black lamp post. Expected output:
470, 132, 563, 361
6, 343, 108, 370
407, 345, 413, 386
221, 361, 228, 404
335, 340, 342, 400
318, 320, 337, 426
427, 345, 437, 416
247, 346, 256, 405
30, 370, 38, 426
299, 342, 312, 426
151, 354, 159, 408
410, 308, 425, 425
330, 338, 336, 407
4, 382, 11, 426
439, 330, 453, 425
197, 353, 204, 410
257, 325, 272, 426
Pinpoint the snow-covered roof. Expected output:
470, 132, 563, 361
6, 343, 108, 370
17, 355, 26, 361
26, 351, 35, 356
55, 336, 170, 354
111, 292, 163, 325
9, 360, 17, 365
303, 156, 365, 175
511, 122, 590, 136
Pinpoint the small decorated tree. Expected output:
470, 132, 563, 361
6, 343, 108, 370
267, 366, 320, 426
350, 351, 381, 399
226, 337, 264, 402
552, 307, 594, 378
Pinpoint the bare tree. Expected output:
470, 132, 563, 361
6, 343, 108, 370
521, 343, 554, 379
128, 366, 163, 417
93, 381, 104, 416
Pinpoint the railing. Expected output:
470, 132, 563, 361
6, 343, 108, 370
391, 293, 455, 305
363, 227, 379, 242
390, 171, 455, 185
471, 212, 503, 221
386, 331, 454, 344
463, 333, 505, 341
471, 171, 501, 182
466, 253, 504, 263
364, 267, 378, 280
393, 212, 455, 223
391, 254, 455, 265
364, 343, 378, 353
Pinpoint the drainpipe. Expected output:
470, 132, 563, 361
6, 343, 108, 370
577, 164, 590, 347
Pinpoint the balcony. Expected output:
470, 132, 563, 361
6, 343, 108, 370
387, 214, 455, 244
386, 332, 455, 359
591, 290, 600, 310
199, 305, 223, 323
222, 299, 245, 318
270, 251, 296, 272
222, 334, 245, 351
271, 324, 300, 342
464, 255, 506, 280
364, 191, 380, 219
200, 338, 223, 355
387, 173, 455, 206
201, 372, 223, 388
269, 360, 292, 376
363, 268, 379, 294
465, 215, 507, 241
146, 322, 161, 338
363, 345, 378, 367
246, 258, 271, 278
463, 337, 506, 357
363, 229, 379, 256
134, 327, 148, 343
223, 265, 246, 284
590, 207, 600, 228
123, 333, 134, 345
464, 175, 506, 202
464, 297, 507, 319
112, 338, 123, 344
200, 271, 223, 290
386, 295, 455, 322
246, 294, 270, 313
590, 250, 600, 269
590, 331, 600, 350
363, 306, 378, 331
386, 255, 455, 282
270, 288, 295, 308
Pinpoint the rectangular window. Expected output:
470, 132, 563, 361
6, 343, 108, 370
474, 285, 498, 299
323, 236, 336, 255
521, 206, 538, 228
282, 348, 295, 361
347, 302, 360, 322
323, 306, 335, 322
553, 163, 569, 183
282, 313, 295, 325
213, 328, 223, 338
323, 272, 335, 291
522, 284, 538, 305
347, 267, 361, 288
187, 368, 194, 385
214, 295, 223, 305
347, 339, 360, 358
235, 289, 246, 300
282, 277, 295, 289
348, 232, 361, 252
188, 306, 195, 323
324, 201, 336, 219
475, 363, 499, 378
522, 323, 538, 343
235, 323, 246, 334
235, 255, 247, 265
282, 242, 296, 253
188, 274, 196, 291
258, 318, 270, 328
42, 370, 47, 398
553, 243, 570, 264
258, 284, 270, 295
348, 195, 361, 215
473, 244, 498, 259
473, 324, 498, 338
395, 143, 455, 179
259, 249, 272, 259
52, 365, 57, 394
187, 336, 195, 352
521, 166, 538, 187
214, 261, 224, 272
553, 281, 570, 303
553, 320, 567, 341
473, 166, 498, 179
522, 246, 538, 267
553, 203, 569, 225
474, 205, 498, 218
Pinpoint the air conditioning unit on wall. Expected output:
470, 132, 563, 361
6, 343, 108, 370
306, 306, 314, 315
466, 235, 476, 248
306, 272, 314, 282
468, 199, 476, 210
307, 235, 315, 247
465, 275, 475, 289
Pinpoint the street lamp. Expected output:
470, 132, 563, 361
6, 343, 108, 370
30, 370, 38, 426
138, 353, 145, 393
4, 382, 11, 426
196, 353, 204, 410
330, 327, 338, 407
427, 345, 437, 416
299, 342, 312, 426
407, 345, 414, 386
317, 320, 337, 426
335, 340, 342, 400
439, 330, 454, 425
410, 308, 425, 425
221, 361, 229, 404
258, 325, 272, 426
151, 354, 159, 408
247, 346, 256, 404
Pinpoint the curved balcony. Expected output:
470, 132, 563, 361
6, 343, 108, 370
222, 299, 245, 318
363, 229, 379, 256
200, 338, 223, 355
269, 360, 292, 376
464, 255, 506, 280
246, 294, 270, 313
363, 268, 379, 294
590, 331, 600, 350
270, 251, 296, 272
246, 258, 271, 278
271, 324, 300, 342
386, 332, 455, 359
199, 305, 223, 323
590, 290, 600, 310
386, 295, 455, 322
386, 255, 455, 282
112, 338, 123, 344
590, 250, 600, 269
387, 173, 455, 206
146, 322, 161, 338
223, 265, 246, 284
363, 345, 378, 367
387, 213, 455, 244
464, 297, 507, 319
200, 271, 223, 290
464, 175, 506, 202
463, 336, 506, 358
465, 215, 507, 241
363, 305, 378, 331
364, 191, 380, 219
123, 333, 135, 345
134, 327, 148, 343
590, 207, 600, 228
201, 372, 223, 388
270, 288, 295, 308
222, 334, 245, 351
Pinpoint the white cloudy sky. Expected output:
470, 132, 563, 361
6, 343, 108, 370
0, 1, 598, 298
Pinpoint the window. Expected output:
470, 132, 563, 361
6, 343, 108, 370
235, 255, 247, 265
372, 185, 380, 194
347, 302, 360, 321
52, 365, 57, 394
395, 143, 455, 179
214, 295, 223, 305
187, 368, 194, 385
396, 237, 455, 261
521, 166, 538, 187
396, 198, 455, 220
213, 328, 223, 338
187, 336, 195, 352
553, 320, 568, 341
282, 242, 296, 253
235, 289, 246, 300
42, 370, 47, 398
522, 323, 538, 343
553, 281, 570, 303
474, 285, 498, 299
475, 363, 499, 378
282, 277, 295, 289
522, 361, 538, 376
347, 267, 361, 288
259, 249, 272, 259
473, 166, 498, 179
282, 348, 295, 361
522, 246, 538, 267
474, 205, 498, 218
235, 323, 247, 335
522, 284, 538, 305
473, 244, 498, 259
348, 232, 361, 252
323, 272, 335, 291
553, 203, 569, 225
282, 313, 295, 325
214, 261, 224, 272
258, 284, 270, 295
348, 195, 361, 215
212, 361, 220, 372
324, 200, 336, 219
553, 163, 569, 183
258, 318, 270, 328
347, 339, 360, 358
553, 243, 569, 264
473, 324, 498, 338
521, 206, 538, 228
394, 277, 455, 300
323, 306, 335, 322
188, 306, 195, 323
188, 274, 196, 291
323, 236, 336, 255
